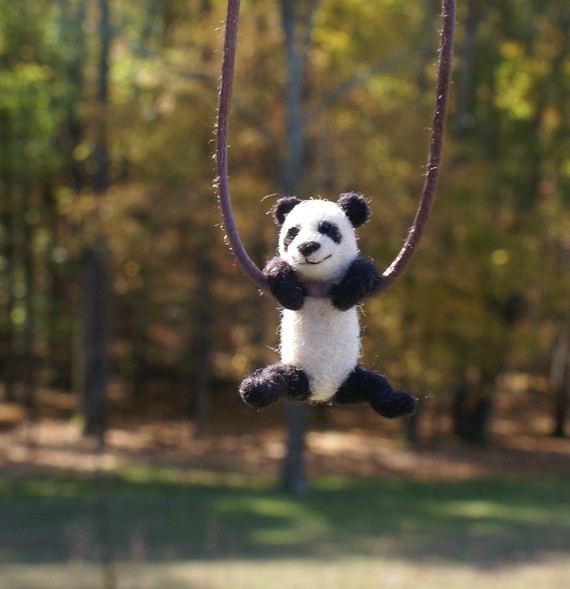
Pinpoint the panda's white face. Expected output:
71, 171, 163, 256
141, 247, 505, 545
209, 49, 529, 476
278, 199, 358, 282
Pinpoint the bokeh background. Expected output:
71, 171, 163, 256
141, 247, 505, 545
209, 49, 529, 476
0, 1, 569, 588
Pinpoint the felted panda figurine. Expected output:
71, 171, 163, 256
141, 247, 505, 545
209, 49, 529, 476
239, 192, 416, 418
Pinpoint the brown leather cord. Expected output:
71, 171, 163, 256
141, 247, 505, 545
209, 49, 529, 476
215, 0, 456, 296
214, 0, 267, 290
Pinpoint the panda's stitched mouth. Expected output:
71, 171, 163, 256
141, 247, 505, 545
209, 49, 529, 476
303, 254, 332, 265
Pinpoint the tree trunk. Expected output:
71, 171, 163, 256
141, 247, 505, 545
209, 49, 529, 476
550, 325, 569, 438
453, 0, 482, 135
82, 247, 109, 436
280, 404, 309, 494
277, 0, 321, 494
0, 197, 16, 402
453, 381, 493, 445
21, 184, 36, 412
43, 183, 72, 388
0, 111, 16, 402
405, 400, 422, 448
130, 284, 150, 400
191, 250, 214, 440
83, 0, 112, 441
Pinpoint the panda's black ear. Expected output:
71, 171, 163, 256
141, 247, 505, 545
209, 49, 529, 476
272, 196, 302, 226
337, 192, 370, 228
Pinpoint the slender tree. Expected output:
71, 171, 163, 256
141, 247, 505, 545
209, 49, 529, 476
277, 0, 322, 495
82, 0, 112, 440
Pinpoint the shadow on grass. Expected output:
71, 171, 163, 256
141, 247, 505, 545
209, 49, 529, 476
1, 467, 569, 567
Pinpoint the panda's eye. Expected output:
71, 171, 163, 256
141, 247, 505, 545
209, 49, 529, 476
318, 221, 342, 244
286, 226, 300, 239
283, 226, 300, 250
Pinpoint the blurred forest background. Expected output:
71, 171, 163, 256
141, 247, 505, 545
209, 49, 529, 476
1, 1, 570, 588
0, 0, 569, 478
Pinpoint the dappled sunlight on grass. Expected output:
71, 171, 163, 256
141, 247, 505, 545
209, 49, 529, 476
1, 468, 569, 567
427, 498, 570, 526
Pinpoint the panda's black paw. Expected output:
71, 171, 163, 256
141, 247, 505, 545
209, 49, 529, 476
239, 363, 310, 409
330, 258, 382, 311
264, 257, 304, 310
330, 286, 361, 311
240, 372, 283, 409
370, 389, 416, 419
335, 367, 416, 419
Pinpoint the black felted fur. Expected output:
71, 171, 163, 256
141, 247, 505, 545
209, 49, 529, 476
337, 192, 370, 228
330, 258, 383, 311
240, 363, 310, 408
334, 366, 416, 418
264, 256, 305, 310
272, 197, 302, 226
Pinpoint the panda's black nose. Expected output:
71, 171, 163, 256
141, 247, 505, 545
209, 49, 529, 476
298, 241, 321, 257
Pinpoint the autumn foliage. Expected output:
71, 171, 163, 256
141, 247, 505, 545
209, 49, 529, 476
0, 0, 569, 445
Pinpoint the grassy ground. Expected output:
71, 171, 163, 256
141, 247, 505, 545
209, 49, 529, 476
1, 390, 570, 588
1, 466, 570, 589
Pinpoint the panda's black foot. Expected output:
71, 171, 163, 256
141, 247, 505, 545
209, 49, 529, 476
334, 366, 416, 418
370, 388, 416, 418
239, 363, 310, 409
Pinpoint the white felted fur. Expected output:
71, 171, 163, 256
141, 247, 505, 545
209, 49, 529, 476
278, 200, 358, 282
280, 299, 360, 402
278, 199, 362, 402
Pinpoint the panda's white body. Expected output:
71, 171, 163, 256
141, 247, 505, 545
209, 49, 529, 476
277, 199, 362, 402
280, 298, 360, 402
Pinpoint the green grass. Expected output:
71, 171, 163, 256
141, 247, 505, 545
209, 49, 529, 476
1, 468, 570, 588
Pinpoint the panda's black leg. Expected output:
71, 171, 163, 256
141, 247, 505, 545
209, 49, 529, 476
334, 367, 416, 418
239, 363, 310, 409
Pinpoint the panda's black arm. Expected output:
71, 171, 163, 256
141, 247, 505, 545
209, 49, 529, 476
263, 256, 305, 310
330, 257, 383, 311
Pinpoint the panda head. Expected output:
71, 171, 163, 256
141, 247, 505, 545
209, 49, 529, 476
272, 192, 370, 282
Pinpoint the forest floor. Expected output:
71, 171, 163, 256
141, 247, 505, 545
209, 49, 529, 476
1, 385, 569, 482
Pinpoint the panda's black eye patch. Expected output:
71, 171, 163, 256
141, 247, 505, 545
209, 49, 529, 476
283, 226, 300, 251
318, 221, 342, 244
